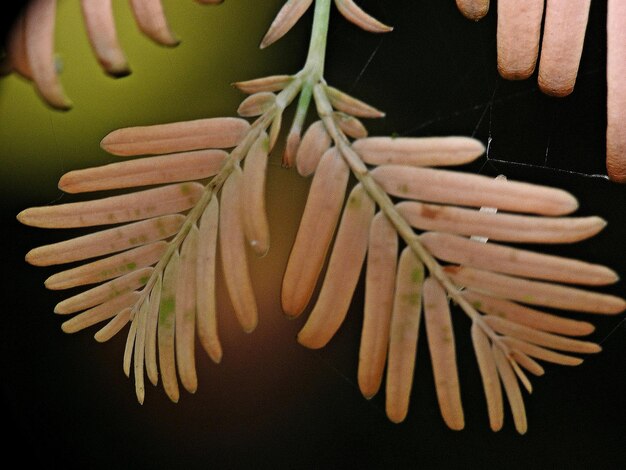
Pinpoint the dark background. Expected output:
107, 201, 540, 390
1, 1, 625, 468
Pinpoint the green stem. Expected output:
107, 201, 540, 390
303, 0, 332, 80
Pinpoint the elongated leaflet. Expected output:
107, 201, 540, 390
298, 185, 375, 349
282, 148, 350, 317
497, 0, 544, 80
423, 278, 464, 431
158, 251, 180, 403
80, 0, 130, 77
358, 212, 398, 399
197, 197, 222, 363
6, 14, 33, 79
501, 337, 583, 366
219, 167, 258, 333
471, 323, 503, 431
238, 92, 276, 117
176, 226, 199, 393
483, 316, 601, 354
420, 232, 617, 285
352, 136, 485, 167
372, 166, 578, 216
296, 121, 332, 177
242, 133, 270, 257
25, 0, 72, 110
145, 275, 162, 386
446, 266, 626, 314
129, 0, 179, 46
24, 214, 184, 266
493, 346, 527, 434
462, 290, 595, 337
61, 292, 140, 333
45, 242, 166, 290
123, 312, 139, 375
456, 0, 490, 21
95, 307, 133, 343
606, 0, 626, 182
397, 201, 606, 244
54, 267, 153, 315
334, 0, 393, 33
59, 150, 227, 193
324, 85, 384, 118
261, 0, 314, 49
233, 75, 293, 94
18, 183, 203, 229
333, 112, 368, 139
512, 350, 544, 376
133, 301, 149, 404
100, 118, 250, 156
385, 248, 423, 424
538, 0, 591, 97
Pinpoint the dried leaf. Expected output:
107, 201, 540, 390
334, 0, 393, 33
133, 300, 149, 404
398, 201, 606, 244
24, 0, 72, 110
333, 112, 368, 139
606, 0, 626, 182
385, 248, 423, 424
298, 184, 375, 349
463, 290, 595, 337
80, 0, 130, 77
122, 310, 139, 375
6, 13, 33, 79
61, 292, 140, 333
352, 136, 485, 167
420, 232, 617, 285
242, 133, 270, 257
54, 267, 153, 315
446, 266, 626, 315
538, 0, 591, 97
493, 345, 527, 434
296, 121, 332, 177
176, 226, 199, 393
95, 307, 133, 343
483, 316, 601, 354
501, 337, 583, 367
18, 183, 203, 229
423, 277, 465, 431
325, 85, 385, 118
233, 75, 293, 94
219, 167, 258, 333
129, 0, 179, 46
59, 150, 227, 193
100, 117, 250, 156
511, 349, 545, 377
282, 148, 350, 317
45, 242, 165, 290
471, 323, 504, 431
373, 166, 578, 215
24, 214, 184, 266
260, 0, 314, 49
358, 212, 398, 399
237, 92, 276, 117
158, 251, 180, 403
145, 274, 162, 386
197, 197, 222, 363
497, 0, 544, 80
456, 0, 490, 21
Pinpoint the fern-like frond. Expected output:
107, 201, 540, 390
280, 74, 625, 433
18, 0, 625, 434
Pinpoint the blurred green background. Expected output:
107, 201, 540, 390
1, 1, 625, 468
